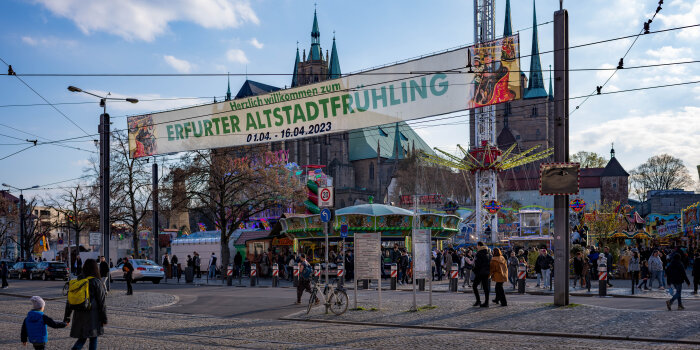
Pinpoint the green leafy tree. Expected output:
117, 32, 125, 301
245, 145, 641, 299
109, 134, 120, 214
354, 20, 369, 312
571, 151, 608, 168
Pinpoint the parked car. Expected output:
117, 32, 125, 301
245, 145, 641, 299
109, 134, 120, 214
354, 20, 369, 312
31, 261, 69, 281
9, 262, 38, 279
110, 259, 164, 284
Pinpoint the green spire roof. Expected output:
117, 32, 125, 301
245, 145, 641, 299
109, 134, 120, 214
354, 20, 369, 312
225, 73, 232, 101
291, 47, 300, 88
309, 9, 322, 61
391, 122, 404, 160
328, 35, 341, 79
524, 0, 547, 99
503, 0, 513, 37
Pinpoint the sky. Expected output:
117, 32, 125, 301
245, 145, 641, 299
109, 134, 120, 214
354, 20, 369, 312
1, 0, 699, 199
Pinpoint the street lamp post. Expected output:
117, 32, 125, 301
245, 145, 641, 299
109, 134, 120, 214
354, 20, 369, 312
67, 86, 137, 289
2, 183, 39, 260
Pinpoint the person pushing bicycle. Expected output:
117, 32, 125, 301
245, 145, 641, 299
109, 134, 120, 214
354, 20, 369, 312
295, 254, 313, 304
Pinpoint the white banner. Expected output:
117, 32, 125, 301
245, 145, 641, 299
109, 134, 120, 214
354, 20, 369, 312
412, 229, 431, 279
128, 36, 520, 158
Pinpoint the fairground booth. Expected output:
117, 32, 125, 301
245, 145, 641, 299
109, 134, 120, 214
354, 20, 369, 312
682, 201, 700, 250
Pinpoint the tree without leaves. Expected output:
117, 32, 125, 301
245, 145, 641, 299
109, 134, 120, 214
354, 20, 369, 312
0, 195, 19, 257
571, 151, 608, 168
393, 152, 474, 205
11, 198, 53, 259
44, 183, 98, 257
629, 154, 694, 202
169, 148, 305, 268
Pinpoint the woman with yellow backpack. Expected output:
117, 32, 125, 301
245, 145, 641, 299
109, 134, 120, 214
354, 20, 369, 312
64, 259, 107, 350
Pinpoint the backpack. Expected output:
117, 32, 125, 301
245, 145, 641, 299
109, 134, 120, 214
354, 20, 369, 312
301, 264, 313, 280
67, 277, 94, 311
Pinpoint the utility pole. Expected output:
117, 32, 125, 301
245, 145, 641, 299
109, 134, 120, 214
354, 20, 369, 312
553, 6, 570, 306
152, 162, 159, 264
99, 110, 111, 277
19, 193, 25, 261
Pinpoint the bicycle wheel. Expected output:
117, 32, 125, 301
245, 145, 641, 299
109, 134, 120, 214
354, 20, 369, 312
306, 292, 317, 315
329, 290, 348, 315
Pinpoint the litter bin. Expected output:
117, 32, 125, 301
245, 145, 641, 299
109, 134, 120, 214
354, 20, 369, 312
185, 266, 194, 283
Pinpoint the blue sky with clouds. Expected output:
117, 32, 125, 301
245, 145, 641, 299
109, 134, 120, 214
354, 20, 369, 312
1, 0, 699, 198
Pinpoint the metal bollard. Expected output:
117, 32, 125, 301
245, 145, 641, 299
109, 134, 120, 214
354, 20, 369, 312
336, 263, 344, 288
250, 263, 257, 287
227, 264, 233, 286
517, 263, 526, 294
362, 279, 369, 289
449, 263, 458, 292
313, 264, 321, 280
272, 263, 279, 287
390, 263, 397, 290
598, 264, 607, 297
418, 278, 425, 291
293, 265, 299, 287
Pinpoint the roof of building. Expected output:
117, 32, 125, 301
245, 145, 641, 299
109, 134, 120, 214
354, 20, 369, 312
328, 36, 341, 79
235, 80, 281, 99
503, 0, 513, 37
601, 156, 629, 177
234, 230, 271, 245
496, 126, 519, 151
524, 0, 547, 100
309, 10, 323, 61
291, 48, 301, 88
348, 122, 435, 161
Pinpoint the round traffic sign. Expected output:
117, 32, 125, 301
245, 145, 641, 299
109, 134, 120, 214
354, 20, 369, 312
320, 188, 331, 201
320, 208, 331, 223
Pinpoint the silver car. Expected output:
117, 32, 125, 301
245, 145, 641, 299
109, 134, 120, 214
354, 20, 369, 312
110, 259, 164, 284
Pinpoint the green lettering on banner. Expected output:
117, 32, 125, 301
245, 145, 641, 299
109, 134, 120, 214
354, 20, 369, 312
192, 120, 203, 137
342, 94, 354, 114
263, 109, 272, 127
184, 122, 192, 138
281, 106, 293, 124
246, 113, 258, 131
318, 98, 330, 118
330, 96, 342, 117
430, 74, 449, 96
389, 86, 401, 105
203, 120, 214, 136
293, 104, 306, 123
221, 117, 231, 134
212, 118, 221, 135
230, 115, 241, 132
174, 124, 184, 140
256, 111, 266, 129
273, 108, 284, 126
372, 86, 387, 109
410, 77, 427, 101
401, 82, 408, 102
167, 125, 175, 141
305, 102, 319, 121
354, 89, 369, 112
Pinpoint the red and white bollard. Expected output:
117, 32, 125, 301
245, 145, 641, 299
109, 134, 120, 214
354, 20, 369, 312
293, 265, 299, 287
313, 264, 321, 280
336, 262, 344, 287
598, 264, 607, 297
517, 263, 526, 294
250, 263, 257, 287
390, 263, 398, 290
227, 264, 233, 286
449, 263, 458, 292
272, 263, 279, 287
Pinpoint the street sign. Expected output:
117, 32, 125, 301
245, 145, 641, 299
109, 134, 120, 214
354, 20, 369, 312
319, 187, 334, 207
340, 224, 348, 238
89, 232, 102, 246
320, 208, 332, 223
412, 229, 431, 279
354, 232, 381, 280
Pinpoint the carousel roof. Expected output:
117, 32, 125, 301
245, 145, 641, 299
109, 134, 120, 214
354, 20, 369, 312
335, 203, 414, 216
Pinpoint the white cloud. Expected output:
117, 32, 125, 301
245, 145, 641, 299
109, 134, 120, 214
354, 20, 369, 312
33, 0, 259, 42
71, 159, 92, 167
226, 49, 249, 64
21, 35, 77, 47
163, 55, 194, 73
657, 0, 700, 39
249, 37, 263, 49
572, 106, 700, 173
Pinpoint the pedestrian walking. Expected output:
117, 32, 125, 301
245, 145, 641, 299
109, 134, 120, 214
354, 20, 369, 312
462, 250, 474, 288
693, 251, 700, 294
604, 247, 614, 287
472, 242, 492, 308
399, 250, 410, 285
536, 249, 552, 289
235, 251, 243, 278
208, 252, 217, 280
665, 253, 690, 311
628, 252, 640, 290
638, 260, 650, 290
21, 296, 67, 350
63, 259, 107, 350
582, 256, 591, 290
1, 261, 9, 289
98, 257, 109, 292
122, 257, 134, 295
507, 251, 518, 290
193, 252, 201, 279
649, 250, 665, 289
435, 250, 443, 281
295, 254, 313, 304
75, 256, 82, 276
162, 254, 170, 281
573, 252, 583, 288
490, 248, 508, 306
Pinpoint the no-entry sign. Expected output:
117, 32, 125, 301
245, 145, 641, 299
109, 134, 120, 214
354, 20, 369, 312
319, 187, 333, 207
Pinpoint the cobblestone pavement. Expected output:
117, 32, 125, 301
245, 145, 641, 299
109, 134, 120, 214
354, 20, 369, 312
0, 293, 693, 349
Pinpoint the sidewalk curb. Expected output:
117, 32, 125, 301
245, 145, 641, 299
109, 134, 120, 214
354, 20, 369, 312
281, 317, 700, 346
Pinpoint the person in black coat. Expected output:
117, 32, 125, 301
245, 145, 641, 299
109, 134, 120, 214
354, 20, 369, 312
693, 251, 700, 294
1, 261, 8, 288
435, 251, 443, 281
123, 257, 134, 295
665, 253, 690, 310
472, 242, 492, 307
98, 256, 110, 291
64, 259, 107, 350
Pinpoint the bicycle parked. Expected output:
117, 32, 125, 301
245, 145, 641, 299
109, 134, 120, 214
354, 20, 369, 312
306, 278, 348, 316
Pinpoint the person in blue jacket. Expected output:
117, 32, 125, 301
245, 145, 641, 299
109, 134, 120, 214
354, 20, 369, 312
21, 296, 67, 349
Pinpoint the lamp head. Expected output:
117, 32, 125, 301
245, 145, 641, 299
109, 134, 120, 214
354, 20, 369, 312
30, 185, 39, 189
126, 98, 139, 104
67, 86, 82, 93
1, 183, 9, 187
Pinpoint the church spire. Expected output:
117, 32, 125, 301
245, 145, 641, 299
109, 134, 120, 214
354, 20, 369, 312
291, 46, 300, 88
309, 9, 322, 61
548, 65, 554, 101
524, 0, 547, 99
328, 33, 341, 79
225, 72, 232, 101
503, 0, 513, 37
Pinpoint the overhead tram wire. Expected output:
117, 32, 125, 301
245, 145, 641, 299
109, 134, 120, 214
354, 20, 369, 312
0, 122, 95, 153
0, 57, 91, 137
0, 96, 226, 109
